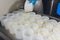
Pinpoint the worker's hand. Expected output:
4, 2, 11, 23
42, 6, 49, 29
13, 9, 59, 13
28, 0, 37, 5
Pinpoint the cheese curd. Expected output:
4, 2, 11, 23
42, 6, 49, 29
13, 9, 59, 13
0, 10, 60, 40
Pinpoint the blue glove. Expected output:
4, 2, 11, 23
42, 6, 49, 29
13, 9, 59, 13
29, 0, 37, 5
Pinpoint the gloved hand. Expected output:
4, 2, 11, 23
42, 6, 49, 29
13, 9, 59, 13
28, 0, 37, 5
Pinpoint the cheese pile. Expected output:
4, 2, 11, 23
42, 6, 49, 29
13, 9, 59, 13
0, 10, 60, 40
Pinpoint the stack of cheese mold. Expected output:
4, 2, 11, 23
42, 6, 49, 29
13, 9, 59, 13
0, 9, 60, 40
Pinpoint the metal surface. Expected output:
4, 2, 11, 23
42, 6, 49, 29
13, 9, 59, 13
50, 0, 54, 15
0, 23, 15, 40
0, 32, 11, 40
